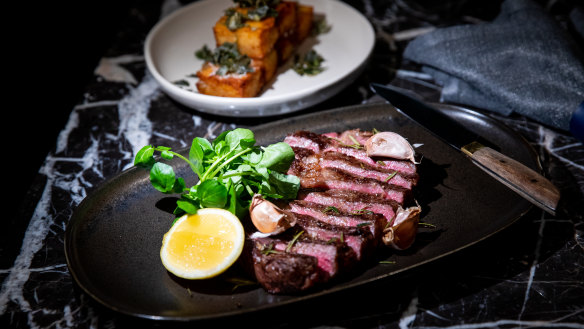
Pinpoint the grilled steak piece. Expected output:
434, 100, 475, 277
288, 200, 387, 240
252, 248, 323, 294
294, 214, 376, 261
288, 147, 325, 188
298, 189, 399, 224
288, 150, 412, 204
321, 169, 412, 205
252, 234, 356, 280
284, 130, 418, 177
321, 152, 418, 189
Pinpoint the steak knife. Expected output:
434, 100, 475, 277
371, 83, 560, 216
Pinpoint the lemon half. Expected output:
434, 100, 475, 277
160, 208, 245, 279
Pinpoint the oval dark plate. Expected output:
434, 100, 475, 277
64, 103, 538, 321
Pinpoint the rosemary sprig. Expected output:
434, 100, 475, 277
261, 243, 280, 255
286, 230, 304, 252
327, 232, 344, 244
351, 208, 374, 216
385, 171, 397, 182
379, 260, 396, 265
323, 206, 340, 214
226, 277, 259, 291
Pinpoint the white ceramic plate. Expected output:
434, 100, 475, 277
144, 0, 375, 117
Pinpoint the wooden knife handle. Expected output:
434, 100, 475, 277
461, 142, 560, 215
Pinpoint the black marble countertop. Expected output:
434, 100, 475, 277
2, 0, 583, 328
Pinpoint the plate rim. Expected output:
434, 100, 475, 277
143, 0, 376, 117
64, 102, 538, 321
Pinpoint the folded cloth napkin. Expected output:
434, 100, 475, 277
403, 0, 584, 133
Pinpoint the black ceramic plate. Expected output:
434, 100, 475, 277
64, 103, 538, 321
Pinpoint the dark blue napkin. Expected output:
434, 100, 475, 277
403, 0, 584, 135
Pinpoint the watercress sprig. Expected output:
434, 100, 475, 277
134, 128, 300, 220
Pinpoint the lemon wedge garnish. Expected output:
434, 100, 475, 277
160, 208, 245, 280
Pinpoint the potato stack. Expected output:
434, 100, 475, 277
196, 1, 314, 98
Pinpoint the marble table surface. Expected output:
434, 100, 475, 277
2, 0, 583, 328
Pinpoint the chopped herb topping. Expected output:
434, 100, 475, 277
312, 16, 331, 36
246, 5, 277, 21
224, 8, 246, 30
356, 222, 372, 228
286, 230, 304, 252
224, 1, 279, 31
293, 50, 325, 76
419, 222, 436, 228
173, 79, 189, 87
195, 43, 254, 75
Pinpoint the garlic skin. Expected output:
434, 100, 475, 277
249, 194, 296, 235
382, 204, 421, 250
365, 132, 415, 162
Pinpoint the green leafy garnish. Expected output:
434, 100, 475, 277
356, 222, 372, 228
195, 43, 254, 75
134, 128, 300, 219
293, 50, 325, 76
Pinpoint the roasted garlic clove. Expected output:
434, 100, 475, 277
365, 132, 415, 162
249, 194, 296, 235
382, 204, 421, 250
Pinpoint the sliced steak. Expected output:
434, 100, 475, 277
321, 169, 412, 205
288, 149, 412, 204
284, 130, 330, 153
298, 189, 399, 224
284, 130, 418, 177
288, 200, 386, 240
252, 129, 420, 294
322, 152, 418, 189
294, 214, 376, 261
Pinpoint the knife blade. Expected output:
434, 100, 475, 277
370, 83, 560, 215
